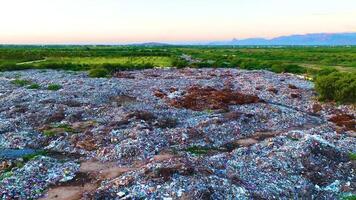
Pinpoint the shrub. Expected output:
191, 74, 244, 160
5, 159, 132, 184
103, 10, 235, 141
22, 150, 48, 162
38, 63, 90, 71
101, 63, 155, 73
317, 66, 338, 76
172, 58, 189, 68
195, 62, 215, 68
214, 61, 233, 68
349, 152, 356, 161
342, 195, 356, 200
0, 64, 33, 72
27, 83, 41, 89
47, 84, 62, 91
88, 68, 109, 78
43, 130, 56, 137
271, 64, 306, 74
315, 72, 356, 103
11, 79, 32, 86
186, 146, 215, 155
270, 65, 285, 73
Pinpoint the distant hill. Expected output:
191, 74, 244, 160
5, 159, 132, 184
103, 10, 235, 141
209, 33, 356, 46
131, 42, 172, 47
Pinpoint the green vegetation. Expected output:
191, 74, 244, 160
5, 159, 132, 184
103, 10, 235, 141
88, 68, 109, 78
0, 150, 48, 181
315, 71, 356, 103
179, 46, 356, 73
42, 123, 76, 137
349, 152, 356, 160
317, 66, 338, 76
0, 171, 13, 181
1, 45, 355, 105
270, 64, 306, 74
27, 83, 41, 89
21, 150, 48, 162
54, 123, 75, 132
186, 146, 212, 155
10, 79, 32, 86
342, 194, 356, 200
1, 46, 356, 74
43, 130, 57, 137
185, 146, 224, 155
11, 79, 42, 90
47, 84, 62, 91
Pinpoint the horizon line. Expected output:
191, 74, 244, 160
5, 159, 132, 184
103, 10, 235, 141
0, 31, 355, 46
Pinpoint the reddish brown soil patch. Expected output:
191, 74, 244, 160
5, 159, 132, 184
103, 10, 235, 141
224, 131, 278, 151
39, 172, 97, 200
288, 84, 298, 89
329, 114, 356, 131
75, 138, 98, 151
291, 93, 301, 98
45, 109, 65, 124
154, 90, 167, 98
312, 103, 323, 113
124, 111, 156, 121
113, 72, 135, 79
267, 87, 278, 94
169, 86, 261, 111
0, 161, 13, 172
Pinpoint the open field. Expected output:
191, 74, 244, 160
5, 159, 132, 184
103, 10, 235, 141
1, 46, 356, 73
177, 46, 356, 72
16, 56, 172, 68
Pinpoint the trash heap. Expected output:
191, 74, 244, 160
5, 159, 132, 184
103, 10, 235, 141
0, 68, 354, 199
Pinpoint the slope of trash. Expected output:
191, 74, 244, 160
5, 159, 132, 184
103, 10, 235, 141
0, 68, 355, 199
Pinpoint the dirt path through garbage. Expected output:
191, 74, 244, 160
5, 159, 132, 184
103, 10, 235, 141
39, 161, 138, 200
225, 122, 325, 150
40, 154, 176, 200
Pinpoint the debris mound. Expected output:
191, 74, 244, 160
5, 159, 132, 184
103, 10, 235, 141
169, 86, 261, 111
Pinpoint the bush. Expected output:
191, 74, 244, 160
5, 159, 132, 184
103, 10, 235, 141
11, 79, 32, 86
47, 84, 62, 91
101, 63, 155, 73
88, 68, 109, 78
195, 62, 215, 68
27, 83, 41, 89
38, 63, 90, 71
172, 58, 188, 69
271, 64, 306, 74
317, 66, 338, 76
315, 72, 356, 104
349, 152, 356, 161
0, 64, 33, 71
238, 60, 275, 71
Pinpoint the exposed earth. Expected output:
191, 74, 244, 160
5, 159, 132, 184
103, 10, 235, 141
0, 68, 355, 199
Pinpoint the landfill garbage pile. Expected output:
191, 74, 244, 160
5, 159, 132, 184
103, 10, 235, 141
0, 68, 354, 199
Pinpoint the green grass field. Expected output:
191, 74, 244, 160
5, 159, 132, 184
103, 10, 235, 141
1, 45, 356, 73
177, 46, 356, 73
36, 56, 172, 67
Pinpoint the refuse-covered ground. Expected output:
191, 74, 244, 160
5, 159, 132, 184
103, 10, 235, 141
0, 68, 355, 200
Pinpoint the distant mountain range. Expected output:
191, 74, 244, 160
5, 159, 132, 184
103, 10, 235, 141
132, 42, 172, 46
208, 33, 356, 46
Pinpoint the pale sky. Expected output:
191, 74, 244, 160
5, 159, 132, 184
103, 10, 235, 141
0, 0, 356, 44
